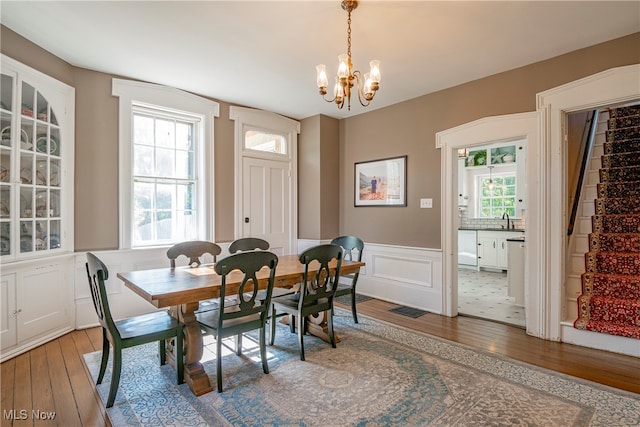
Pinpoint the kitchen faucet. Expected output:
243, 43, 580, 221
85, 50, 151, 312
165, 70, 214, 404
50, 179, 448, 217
502, 212, 513, 230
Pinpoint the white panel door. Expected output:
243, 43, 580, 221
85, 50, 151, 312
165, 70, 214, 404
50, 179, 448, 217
242, 157, 291, 255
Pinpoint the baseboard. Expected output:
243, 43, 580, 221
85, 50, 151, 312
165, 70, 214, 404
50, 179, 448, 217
560, 322, 639, 357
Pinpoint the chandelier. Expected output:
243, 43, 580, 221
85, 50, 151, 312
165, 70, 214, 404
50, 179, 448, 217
315, 0, 381, 110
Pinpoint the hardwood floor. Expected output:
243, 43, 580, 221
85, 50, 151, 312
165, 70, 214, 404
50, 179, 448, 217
1, 327, 110, 427
1, 299, 638, 426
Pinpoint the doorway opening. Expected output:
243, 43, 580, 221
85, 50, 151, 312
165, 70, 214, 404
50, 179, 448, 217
456, 140, 526, 328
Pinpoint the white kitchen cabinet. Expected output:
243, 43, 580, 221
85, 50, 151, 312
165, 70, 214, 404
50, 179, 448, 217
0, 55, 75, 361
457, 158, 468, 206
507, 239, 525, 305
458, 229, 477, 266
477, 230, 524, 270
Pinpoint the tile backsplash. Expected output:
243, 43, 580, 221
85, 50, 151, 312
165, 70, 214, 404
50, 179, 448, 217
458, 207, 525, 230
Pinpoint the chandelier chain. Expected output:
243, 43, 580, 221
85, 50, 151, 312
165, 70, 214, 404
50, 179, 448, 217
347, 9, 352, 59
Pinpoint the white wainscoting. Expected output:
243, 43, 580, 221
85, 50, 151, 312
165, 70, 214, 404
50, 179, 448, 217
75, 241, 444, 328
297, 240, 442, 312
74, 246, 224, 329
356, 243, 443, 313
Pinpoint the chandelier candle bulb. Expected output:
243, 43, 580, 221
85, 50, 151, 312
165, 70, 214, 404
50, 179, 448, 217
369, 60, 381, 85
338, 54, 350, 79
316, 64, 328, 91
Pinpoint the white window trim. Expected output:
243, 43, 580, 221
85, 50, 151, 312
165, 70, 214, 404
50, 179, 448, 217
112, 79, 219, 249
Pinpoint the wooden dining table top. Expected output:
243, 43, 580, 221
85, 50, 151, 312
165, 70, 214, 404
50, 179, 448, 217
117, 254, 364, 308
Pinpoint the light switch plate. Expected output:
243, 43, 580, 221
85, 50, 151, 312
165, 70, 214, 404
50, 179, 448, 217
420, 198, 432, 208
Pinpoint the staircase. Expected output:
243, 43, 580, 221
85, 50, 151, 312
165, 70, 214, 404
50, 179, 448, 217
574, 105, 640, 339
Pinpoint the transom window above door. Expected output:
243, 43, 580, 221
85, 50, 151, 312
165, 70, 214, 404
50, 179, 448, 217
244, 130, 287, 155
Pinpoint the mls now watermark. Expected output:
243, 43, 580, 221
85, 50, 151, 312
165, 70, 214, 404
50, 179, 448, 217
4, 409, 56, 420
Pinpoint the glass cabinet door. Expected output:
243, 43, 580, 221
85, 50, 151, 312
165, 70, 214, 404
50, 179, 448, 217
0, 56, 71, 260
1, 72, 14, 256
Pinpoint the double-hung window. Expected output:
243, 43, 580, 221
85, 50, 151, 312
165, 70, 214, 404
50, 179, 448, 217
478, 172, 516, 218
113, 79, 219, 249
132, 107, 198, 246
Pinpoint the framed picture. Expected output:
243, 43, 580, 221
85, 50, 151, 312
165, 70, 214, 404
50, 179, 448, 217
355, 155, 407, 207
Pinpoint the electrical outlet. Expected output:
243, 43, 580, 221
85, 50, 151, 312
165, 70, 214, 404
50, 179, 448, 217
420, 198, 432, 208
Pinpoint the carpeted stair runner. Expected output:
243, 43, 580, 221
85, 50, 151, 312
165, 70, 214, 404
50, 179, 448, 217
575, 105, 640, 339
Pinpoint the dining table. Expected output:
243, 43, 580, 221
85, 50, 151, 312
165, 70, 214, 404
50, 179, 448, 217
117, 253, 365, 396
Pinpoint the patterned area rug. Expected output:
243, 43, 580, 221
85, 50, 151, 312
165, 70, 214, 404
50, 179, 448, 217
334, 293, 373, 305
84, 310, 640, 426
575, 105, 640, 338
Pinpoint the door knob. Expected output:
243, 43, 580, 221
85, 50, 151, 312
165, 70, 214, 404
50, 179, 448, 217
244, 217, 250, 223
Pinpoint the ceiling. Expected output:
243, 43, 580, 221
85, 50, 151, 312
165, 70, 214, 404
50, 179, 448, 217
1, 1, 639, 120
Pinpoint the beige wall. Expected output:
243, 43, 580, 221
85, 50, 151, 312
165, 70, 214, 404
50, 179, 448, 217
298, 116, 321, 238
566, 111, 591, 218
1, 26, 238, 251
298, 114, 340, 240
338, 33, 640, 249
2, 25, 638, 251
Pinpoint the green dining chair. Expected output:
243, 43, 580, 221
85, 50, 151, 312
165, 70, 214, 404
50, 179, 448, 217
228, 237, 270, 254
167, 240, 222, 313
86, 252, 184, 408
269, 244, 343, 361
196, 251, 278, 392
331, 235, 364, 323
167, 240, 221, 268
227, 237, 293, 349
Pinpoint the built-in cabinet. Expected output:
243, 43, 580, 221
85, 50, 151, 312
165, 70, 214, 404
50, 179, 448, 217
0, 55, 75, 361
477, 230, 523, 270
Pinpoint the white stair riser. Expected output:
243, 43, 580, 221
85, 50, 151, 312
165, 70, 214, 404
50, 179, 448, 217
582, 200, 595, 217
574, 235, 589, 253
566, 275, 583, 298
578, 217, 592, 235
570, 254, 585, 275
584, 185, 597, 202
587, 171, 599, 186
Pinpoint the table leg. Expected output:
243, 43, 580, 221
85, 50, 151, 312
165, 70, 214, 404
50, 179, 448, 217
280, 311, 340, 344
168, 302, 212, 396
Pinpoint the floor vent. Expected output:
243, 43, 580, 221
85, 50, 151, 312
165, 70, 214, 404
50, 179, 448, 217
389, 306, 428, 318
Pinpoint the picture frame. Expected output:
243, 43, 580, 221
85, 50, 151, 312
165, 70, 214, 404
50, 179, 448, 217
355, 155, 407, 207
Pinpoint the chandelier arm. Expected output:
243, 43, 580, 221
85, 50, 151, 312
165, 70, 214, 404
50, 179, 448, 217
351, 70, 371, 108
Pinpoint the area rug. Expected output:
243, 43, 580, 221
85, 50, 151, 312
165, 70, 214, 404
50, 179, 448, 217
335, 293, 373, 305
84, 310, 640, 426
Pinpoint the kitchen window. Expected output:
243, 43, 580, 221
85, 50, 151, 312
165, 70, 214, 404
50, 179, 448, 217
478, 172, 516, 218
113, 79, 219, 249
